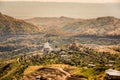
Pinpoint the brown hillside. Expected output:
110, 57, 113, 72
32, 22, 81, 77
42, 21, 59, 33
0, 13, 40, 36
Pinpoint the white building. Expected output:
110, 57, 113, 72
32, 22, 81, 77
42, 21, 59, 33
105, 69, 120, 79
43, 42, 53, 54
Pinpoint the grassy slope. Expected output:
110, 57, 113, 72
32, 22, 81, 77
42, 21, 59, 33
0, 59, 27, 80
23, 64, 106, 80
0, 59, 104, 80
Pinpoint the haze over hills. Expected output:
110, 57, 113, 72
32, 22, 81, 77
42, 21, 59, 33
0, 12, 120, 37
0, 13, 40, 36
25, 16, 120, 37
0, 13, 120, 80
25, 16, 79, 35
62, 16, 120, 36
25, 16, 78, 28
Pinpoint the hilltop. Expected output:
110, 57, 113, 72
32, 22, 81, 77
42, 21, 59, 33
0, 13, 40, 36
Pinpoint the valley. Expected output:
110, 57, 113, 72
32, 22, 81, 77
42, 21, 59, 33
0, 13, 120, 80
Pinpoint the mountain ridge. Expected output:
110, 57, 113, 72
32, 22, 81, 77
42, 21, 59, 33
0, 12, 120, 37
25, 16, 120, 37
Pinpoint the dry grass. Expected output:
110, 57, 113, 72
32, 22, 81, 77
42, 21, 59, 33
46, 64, 77, 69
24, 66, 43, 75
23, 64, 78, 76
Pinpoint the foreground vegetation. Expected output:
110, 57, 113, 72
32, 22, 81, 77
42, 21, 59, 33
0, 45, 120, 80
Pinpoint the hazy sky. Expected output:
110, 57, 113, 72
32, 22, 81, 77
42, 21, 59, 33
1, 0, 120, 3
0, 1, 120, 19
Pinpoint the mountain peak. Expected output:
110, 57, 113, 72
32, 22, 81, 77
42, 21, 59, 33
59, 16, 74, 20
60, 16, 67, 18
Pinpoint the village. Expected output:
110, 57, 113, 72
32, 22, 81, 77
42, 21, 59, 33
15, 41, 120, 80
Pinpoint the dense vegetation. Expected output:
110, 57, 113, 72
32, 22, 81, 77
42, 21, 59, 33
0, 43, 120, 80
0, 61, 28, 80
29, 47, 120, 67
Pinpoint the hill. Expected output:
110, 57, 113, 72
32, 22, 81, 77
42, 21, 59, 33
25, 16, 79, 36
62, 16, 120, 37
0, 13, 40, 36
25, 16, 120, 37
25, 16, 78, 28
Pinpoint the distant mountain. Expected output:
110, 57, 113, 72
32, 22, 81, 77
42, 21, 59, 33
25, 16, 120, 37
25, 16, 78, 28
0, 13, 40, 36
25, 16, 79, 35
62, 16, 120, 36
25, 16, 79, 36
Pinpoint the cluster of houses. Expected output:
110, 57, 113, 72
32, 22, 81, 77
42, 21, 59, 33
17, 41, 80, 63
43, 41, 80, 54
17, 41, 120, 79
